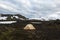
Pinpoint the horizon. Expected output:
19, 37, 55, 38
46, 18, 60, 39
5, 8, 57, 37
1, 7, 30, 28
0, 14, 60, 21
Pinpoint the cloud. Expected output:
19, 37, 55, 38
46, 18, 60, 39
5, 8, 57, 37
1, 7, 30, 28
0, 0, 60, 20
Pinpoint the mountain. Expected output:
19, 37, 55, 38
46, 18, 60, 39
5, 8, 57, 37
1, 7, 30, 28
0, 14, 28, 20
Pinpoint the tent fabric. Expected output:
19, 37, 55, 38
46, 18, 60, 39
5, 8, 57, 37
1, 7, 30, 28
24, 24, 35, 30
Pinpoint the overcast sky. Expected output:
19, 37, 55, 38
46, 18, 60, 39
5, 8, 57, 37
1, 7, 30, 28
0, 0, 60, 20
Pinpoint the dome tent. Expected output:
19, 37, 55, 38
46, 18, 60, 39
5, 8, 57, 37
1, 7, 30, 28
24, 24, 36, 30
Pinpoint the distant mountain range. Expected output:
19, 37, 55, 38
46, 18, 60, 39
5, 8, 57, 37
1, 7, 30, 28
0, 14, 28, 20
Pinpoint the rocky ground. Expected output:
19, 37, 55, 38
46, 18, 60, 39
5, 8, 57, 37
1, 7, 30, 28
0, 20, 60, 40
